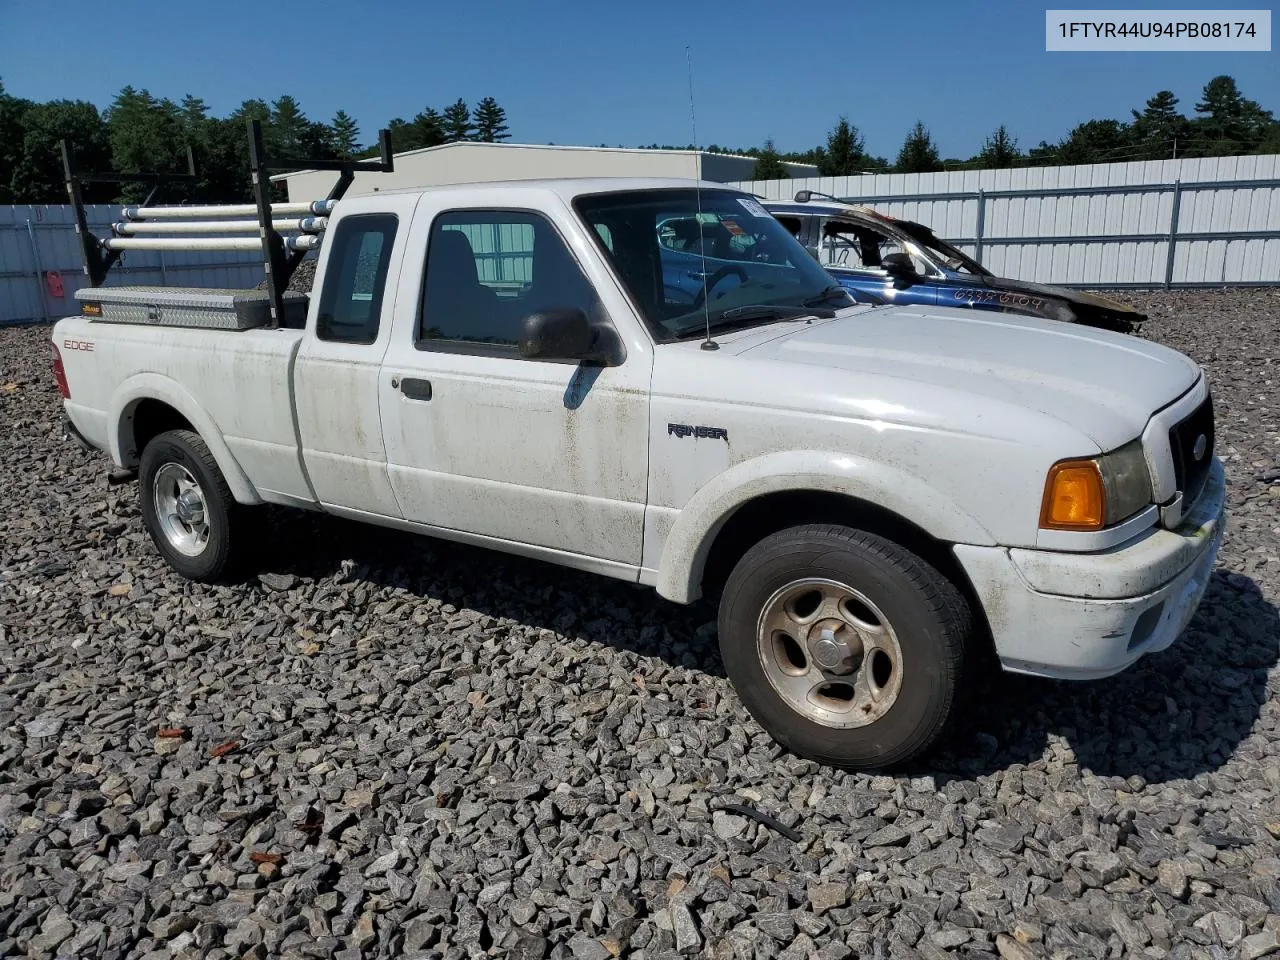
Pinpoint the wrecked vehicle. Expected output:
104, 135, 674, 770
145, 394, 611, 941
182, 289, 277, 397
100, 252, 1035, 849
765, 192, 1146, 331
52, 129, 1222, 769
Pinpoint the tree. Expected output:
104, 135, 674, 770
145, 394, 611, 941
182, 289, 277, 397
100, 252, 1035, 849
269, 95, 309, 157
1130, 90, 1189, 159
976, 125, 1020, 168
330, 110, 360, 158
411, 107, 446, 149
1192, 75, 1274, 154
105, 87, 189, 202
1054, 118, 1133, 164
818, 116, 867, 176
442, 98, 473, 142
473, 96, 510, 142
752, 138, 790, 180
12, 98, 111, 203
895, 121, 942, 173
0, 80, 33, 203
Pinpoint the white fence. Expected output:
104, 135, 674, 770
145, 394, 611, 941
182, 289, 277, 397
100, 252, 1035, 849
732, 153, 1280, 288
1, 205, 263, 326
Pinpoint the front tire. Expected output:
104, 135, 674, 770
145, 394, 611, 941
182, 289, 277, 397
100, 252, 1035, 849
138, 429, 245, 582
718, 524, 972, 769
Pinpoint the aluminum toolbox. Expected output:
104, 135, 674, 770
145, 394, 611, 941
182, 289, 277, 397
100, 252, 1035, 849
74, 286, 308, 330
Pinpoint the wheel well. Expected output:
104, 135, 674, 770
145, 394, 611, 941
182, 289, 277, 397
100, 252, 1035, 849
699, 490, 994, 653
123, 399, 193, 465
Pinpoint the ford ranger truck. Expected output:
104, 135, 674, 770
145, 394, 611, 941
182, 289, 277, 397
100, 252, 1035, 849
52, 178, 1225, 769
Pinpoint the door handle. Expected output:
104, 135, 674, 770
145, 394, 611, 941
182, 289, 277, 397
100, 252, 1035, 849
401, 377, 432, 401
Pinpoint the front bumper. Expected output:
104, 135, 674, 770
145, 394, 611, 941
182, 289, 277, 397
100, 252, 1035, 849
954, 458, 1226, 680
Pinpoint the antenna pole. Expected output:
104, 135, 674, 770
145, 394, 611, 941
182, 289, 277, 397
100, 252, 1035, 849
686, 44, 717, 351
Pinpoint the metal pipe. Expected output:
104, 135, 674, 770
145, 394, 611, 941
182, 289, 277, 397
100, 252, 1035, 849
102, 234, 321, 253
119, 200, 335, 220
103, 236, 263, 252
25, 219, 49, 324
111, 217, 327, 235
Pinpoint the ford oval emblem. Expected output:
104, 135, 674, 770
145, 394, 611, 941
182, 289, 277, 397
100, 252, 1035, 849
1192, 434, 1208, 461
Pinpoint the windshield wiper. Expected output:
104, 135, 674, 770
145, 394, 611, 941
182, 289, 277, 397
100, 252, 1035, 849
802, 285, 852, 307
720, 303, 837, 322
672, 303, 835, 339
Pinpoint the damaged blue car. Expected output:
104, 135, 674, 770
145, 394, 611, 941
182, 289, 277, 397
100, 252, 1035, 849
764, 192, 1145, 333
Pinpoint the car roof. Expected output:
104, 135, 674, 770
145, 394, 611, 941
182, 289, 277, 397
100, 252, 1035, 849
762, 198, 904, 226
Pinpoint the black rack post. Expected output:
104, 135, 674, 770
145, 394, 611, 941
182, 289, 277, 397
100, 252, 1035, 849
60, 141, 198, 287
247, 120, 289, 330
244, 120, 394, 328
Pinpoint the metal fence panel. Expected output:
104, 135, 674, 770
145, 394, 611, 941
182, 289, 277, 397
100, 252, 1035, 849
731, 154, 1280, 288
1, 204, 262, 325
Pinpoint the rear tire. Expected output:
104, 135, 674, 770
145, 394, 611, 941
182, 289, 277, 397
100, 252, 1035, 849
138, 429, 245, 582
717, 524, 971, 769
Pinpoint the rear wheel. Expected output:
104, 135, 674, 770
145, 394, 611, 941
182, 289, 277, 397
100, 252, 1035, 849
138, 429, 245, 582
717, 524, 972, 769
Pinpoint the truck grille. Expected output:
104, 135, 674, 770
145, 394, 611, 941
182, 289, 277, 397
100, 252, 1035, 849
1168, 394, 1214, 509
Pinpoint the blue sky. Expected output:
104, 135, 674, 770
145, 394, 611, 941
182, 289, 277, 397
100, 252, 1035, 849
1, 0, 1275, 160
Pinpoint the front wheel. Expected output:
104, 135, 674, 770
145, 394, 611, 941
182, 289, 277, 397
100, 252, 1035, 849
138, 429, 246, 582
717, 524, 972, 769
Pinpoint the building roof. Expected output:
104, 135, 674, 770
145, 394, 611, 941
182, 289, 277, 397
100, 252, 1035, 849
270, 140, 818, 182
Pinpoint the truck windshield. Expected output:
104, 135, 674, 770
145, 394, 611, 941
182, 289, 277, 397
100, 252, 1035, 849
575, 188, 849, 342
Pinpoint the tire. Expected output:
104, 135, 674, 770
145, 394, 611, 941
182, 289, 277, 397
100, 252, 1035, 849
717, 524, 972, 770
138, 429, 245, 582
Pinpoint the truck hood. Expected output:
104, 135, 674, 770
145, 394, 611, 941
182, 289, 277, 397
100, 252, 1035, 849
734, 305, 1200, 450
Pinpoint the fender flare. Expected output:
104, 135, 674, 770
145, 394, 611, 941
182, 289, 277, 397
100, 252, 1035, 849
108, 372, 261, 505
655, 450, 995, 604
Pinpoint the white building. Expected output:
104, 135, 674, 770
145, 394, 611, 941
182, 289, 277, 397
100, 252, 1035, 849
274, 141, 818, 203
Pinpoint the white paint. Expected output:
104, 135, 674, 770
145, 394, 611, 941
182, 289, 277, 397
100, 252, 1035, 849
53, 175, 1227, 682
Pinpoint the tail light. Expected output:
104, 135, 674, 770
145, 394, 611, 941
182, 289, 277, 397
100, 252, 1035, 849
52, 342, 70, 399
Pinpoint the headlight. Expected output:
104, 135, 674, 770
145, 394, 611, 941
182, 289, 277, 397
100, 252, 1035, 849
1040, 439, 1152, 531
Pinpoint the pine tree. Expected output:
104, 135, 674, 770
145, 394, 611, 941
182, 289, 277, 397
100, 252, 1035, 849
976, 125, 1020, 168
751, 138, 790, 180
1054, 119, 1133, 165
1130, 91, 1189, 159
411, 107, 446, 148
1193, 75, 1274, 154
269, 95, 309, 157
106, 87, 188, 201
331, 110, 360, 158
894, 121, 942, 173
442, 98, 474, 142
818, 117, 866, 176
473, 96, 510, 142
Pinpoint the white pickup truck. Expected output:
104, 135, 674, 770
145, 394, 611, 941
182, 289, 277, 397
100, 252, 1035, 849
52, 177, 1225, 769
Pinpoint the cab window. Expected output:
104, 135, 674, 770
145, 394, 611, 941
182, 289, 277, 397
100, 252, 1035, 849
418, 210, 601, 352
316, 214, 398, 344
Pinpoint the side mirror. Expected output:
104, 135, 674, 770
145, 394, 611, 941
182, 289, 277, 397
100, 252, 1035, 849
519, 308, 616, 365
880, 252, 916, 275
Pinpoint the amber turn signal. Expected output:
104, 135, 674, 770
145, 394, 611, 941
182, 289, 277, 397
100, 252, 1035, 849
1040, 459, 1105, 530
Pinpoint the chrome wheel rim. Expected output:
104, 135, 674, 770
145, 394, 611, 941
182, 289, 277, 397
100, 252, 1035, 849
153, 463, 210, 557
756, 578, 904, 728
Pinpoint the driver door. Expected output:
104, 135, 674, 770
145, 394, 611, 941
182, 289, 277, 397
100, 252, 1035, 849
378, 202, 652, 570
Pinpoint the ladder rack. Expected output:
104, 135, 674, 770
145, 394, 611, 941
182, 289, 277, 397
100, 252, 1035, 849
62, 119, 394, 329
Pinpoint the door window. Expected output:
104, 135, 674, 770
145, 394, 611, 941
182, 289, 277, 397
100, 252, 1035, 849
819, 219, 933, 275
418, 210, 601, 352
316, 214, 398, 343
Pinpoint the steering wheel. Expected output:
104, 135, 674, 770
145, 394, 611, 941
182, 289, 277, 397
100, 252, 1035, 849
692, 265, 749, 310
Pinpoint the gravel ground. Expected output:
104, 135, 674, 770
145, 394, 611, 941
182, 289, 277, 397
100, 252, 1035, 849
2, 289, 1278, 960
